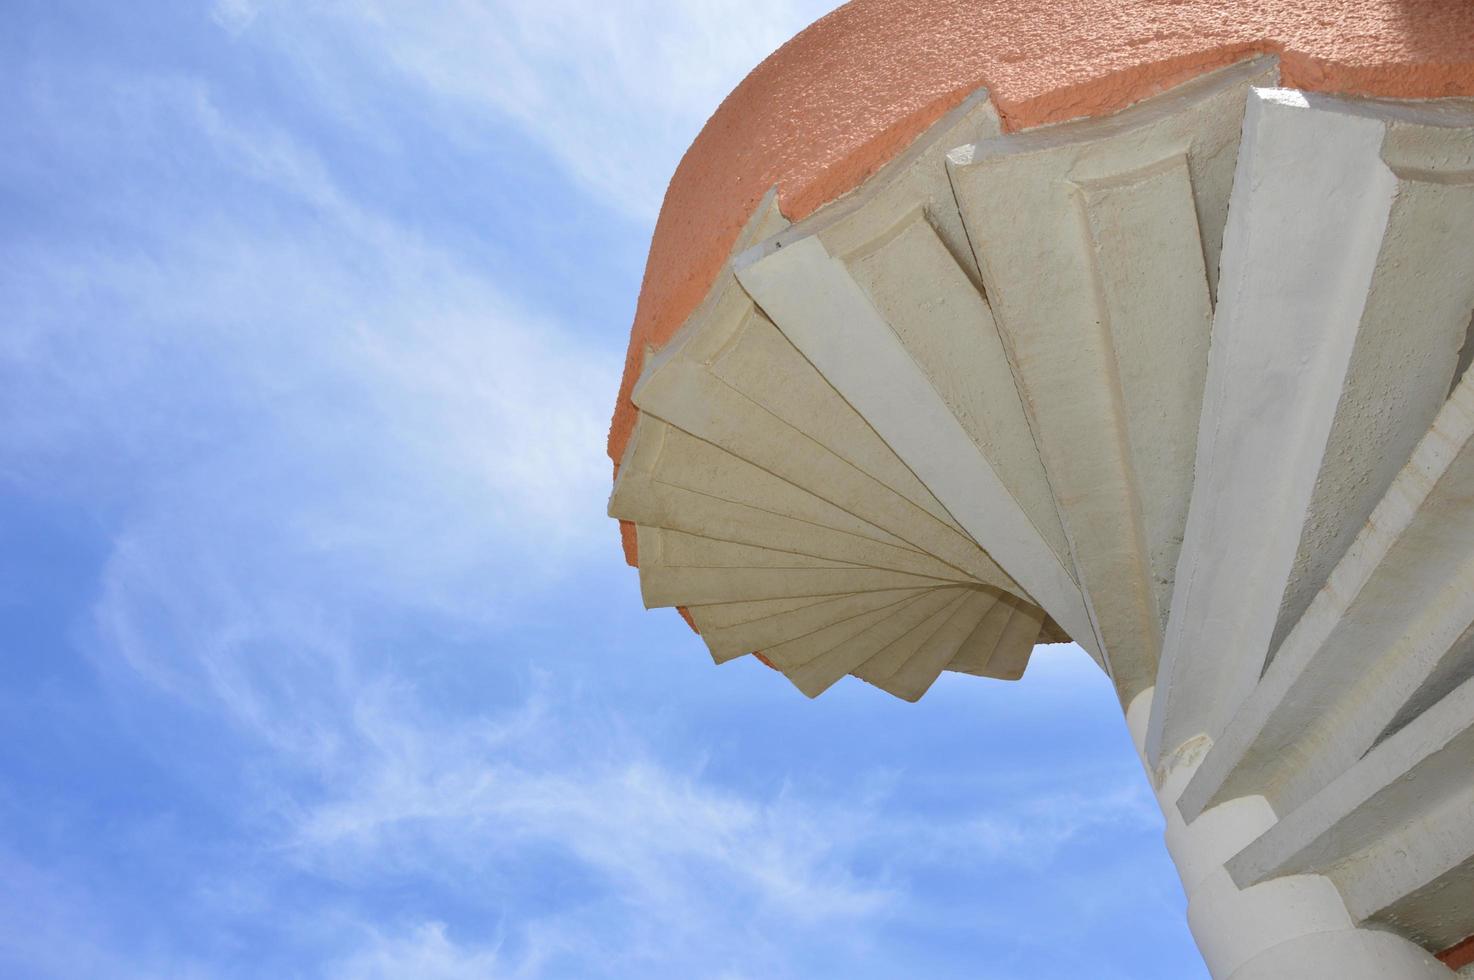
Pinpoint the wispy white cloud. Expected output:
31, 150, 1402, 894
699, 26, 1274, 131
4, 68, 618, 586
329, 922, 509, 980
285, 685, 896, 976
0, 7, 1184, 977
4, 51, 908, 976
219, 0, 841, 219
210, 0, 261, 34
266, 664, 1155, 979
0, 847, 212, 980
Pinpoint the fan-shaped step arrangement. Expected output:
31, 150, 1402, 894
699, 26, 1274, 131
732, 57, 1279, 706
935, 58, 1279, 700
609, 305, 1064, 699
607, 94, 1075, 700
609, 2, 1474, 966
609, 86, 1089, 701
611, 59, 1474, 797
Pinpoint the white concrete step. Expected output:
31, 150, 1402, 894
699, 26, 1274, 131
1149, 88, 1474, 764
1180, 371, 1474, 822
1226, 674, 1474, 954
881, 589, 1000, 701
613, 416, 990, 583
946, 58, 1275, 702
611, 63, 1474, 767
635, 338, 1018, 591
784, 588, 967, 697
853, 591, 973, 696
693, 588, 932, 664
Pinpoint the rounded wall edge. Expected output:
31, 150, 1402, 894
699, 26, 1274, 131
608, 0, 1474, 565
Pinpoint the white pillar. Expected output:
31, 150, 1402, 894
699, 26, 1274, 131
1125, 690, 1449, 979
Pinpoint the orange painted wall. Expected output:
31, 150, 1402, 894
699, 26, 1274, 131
610, 0, 1474, 553
1441, 934, 1474, 971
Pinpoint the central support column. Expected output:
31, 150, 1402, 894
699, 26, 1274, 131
1125, 690, 1448, 979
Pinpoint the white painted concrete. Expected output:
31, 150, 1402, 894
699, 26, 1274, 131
698, 308, 966, 532
786, 587, 964, 697
1223, 930, 1451, 980
949, 597, 1012, 674
635, 357, 1016, 587
951, 594, 1041, 681
761, 590, 932, 671
692, 587, 929, 663
844, 211, 1074, 576
1266, 95, 1474, 662
1181, 372, 1474, 822
883, 589, 1000, 701
855, 591, 971, 691
948, 58, 1274, 703
613, 73, 1474, 966
613, 418, 959, 575
1127, 690, 1450, 979
734, 235, 1098, 664
1227, 674, 1474, 951
639, 526, 860, 570
1150, 88, 1402, 765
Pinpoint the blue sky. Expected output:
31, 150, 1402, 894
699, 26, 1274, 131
0, 2, 1205, 977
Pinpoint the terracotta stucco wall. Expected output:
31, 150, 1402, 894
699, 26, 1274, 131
610, 0, 1474, 513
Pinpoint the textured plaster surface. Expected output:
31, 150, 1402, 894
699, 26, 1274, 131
944, 60, 1271, 702
1127, 690, 1451, 979
605, 20, 1474, 953
610, 0, 1474, 475
1150, 88, 1402, 763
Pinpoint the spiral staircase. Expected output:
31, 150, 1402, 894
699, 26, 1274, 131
609, 55, 1474, 976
